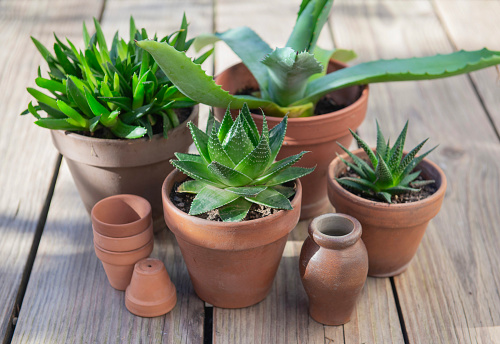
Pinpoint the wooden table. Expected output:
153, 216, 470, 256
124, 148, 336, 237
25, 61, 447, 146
2, 0, 500, 343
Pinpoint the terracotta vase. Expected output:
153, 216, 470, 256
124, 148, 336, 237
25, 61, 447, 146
125, 258, 177, 317
327, 148, 447, 277
213, 62, 368, 219
94, 240, 154, 290
300, 213, 368, 325
51, 105, 198, 230
162, 169, 302, 308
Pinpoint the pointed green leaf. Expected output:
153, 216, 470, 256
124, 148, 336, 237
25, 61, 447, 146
349, 129, 378, 168
208, 124, 235, 168
337, 155, 368, 180
389, 121, 408, 165
239, 103, 260, 146
171, 160, 224, 186
375, 120, 387, 159
174, 152, 205, 164
401, 146, 438, 178
255, 151, 307, 184
27, 88, 58, 110
27, 102, 41, 119
245, 187, 292, 210
218, 109, 234, 142
207, 161, 253, 187
56, 100, 88, 127
188, 121, 211, 163
89, 115, 101, 132
110, 119, 147, 139
218, 198, 253, 222
31, 37, 54, 61
85, 89, 110, 118
337, 177, 376, 190
410, 179, 435, 188
396, 138, 429, 178
336, 178, 372, 193
271, 185, 296, 199
376, 192, 392, 203
34, 118, 82, 131
189, 186, 240, 215
222, 116, 255, 164
35, 77, 66, 94
399, 170, 421, 186
268, 116, 287, 161
234, 133, 272, 179
67, 77, 93, 118
264, 166, 315, 186
225, 186, 266, 197
374, 153, 394, 187
337, 142, 376, 181
177, 180, 210, 194
385, 186, 420, 195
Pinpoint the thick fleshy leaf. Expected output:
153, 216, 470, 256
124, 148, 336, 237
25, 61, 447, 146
67, 77, 93, 118
218, 198, 253, 222
110, 119, 147, 139
337, 142, 376, 181
264, 166, 315, 186
234, 132, 272, 179
271, 185, 296, 198
395, 138, 429, 178
27, 88, 58, 110
222, 116, 255, 164
388, 142, 403, 173
171, 160, 223, 186
35, 77, 66, 94
207, 161, 253, 187
401, 146, 437, 178
337, 155, 367, 180
337, 177, 376, 191
336, 178, 372, 193
177, 180, 210, 194
376, 192, 392, 203
240, 103, 260, 146
410, 179, 435, 188
375, 120, 387, 159
85, 89, 110, 118
34, 118, 82, 131
385, 186, 420, 195
208, 124, 235, 168
174, 152, 205, 164
225, 186, 266, 197
245, 187, 292, 210
218, 109, 234, 142
56, 100, 87, 127
388, 121, 408, 167
254, 151, 307, 184
189, 186, 240, 215
374, 153, 394, 188
188, 121, 211, 163
399, 170, 421, 186
349, 129, 378, 169
268, 116, 287, 161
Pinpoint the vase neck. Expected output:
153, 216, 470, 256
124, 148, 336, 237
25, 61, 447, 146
308, 214, 362, 250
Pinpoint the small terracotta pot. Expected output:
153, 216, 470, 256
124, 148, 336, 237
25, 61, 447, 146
125, 258, 177, 317
327, 148, 447, 277
93, 222, 153, 252
162, 169, 302, 308
214, 62, 368, 220
300, 213, 368, 325
51, 105, 198, 230
94, 239, 154, 290
91, 194, 152, 238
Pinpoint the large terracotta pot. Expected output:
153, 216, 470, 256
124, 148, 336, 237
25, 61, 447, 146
300, 213, 368, 325
162, 169, 302, 308
51, 106, 198, 230
214, 62, 368, 219
327, 148, 447, 277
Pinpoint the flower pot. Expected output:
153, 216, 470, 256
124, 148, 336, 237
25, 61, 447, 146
94, 239, 154, 290
327, 148, 447, 277
300, 213, 368, 325
91, 194, 152, 238
213, 62, 368, 220
162, 169, 302, 308
93, 222, 153, 252
51, 105, 198, 230
125, 258, 177, 317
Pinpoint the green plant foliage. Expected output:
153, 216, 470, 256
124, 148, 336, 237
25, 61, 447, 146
172, 103, 314, 222
138, 0, 500, 118
336, 121, 437, 203
22, 15, 211, 139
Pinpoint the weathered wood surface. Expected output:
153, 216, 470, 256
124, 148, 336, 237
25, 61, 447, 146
333, 1, 500, 343
0, 0, 102, 342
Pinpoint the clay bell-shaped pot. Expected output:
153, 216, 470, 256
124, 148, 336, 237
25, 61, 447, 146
300, 213, 368, 325
125, 258, 177, 317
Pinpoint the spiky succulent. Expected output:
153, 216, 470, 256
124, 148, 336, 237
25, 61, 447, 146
336, 121, 436, 203
172, 103, 314, 222
21, 15, 212, 139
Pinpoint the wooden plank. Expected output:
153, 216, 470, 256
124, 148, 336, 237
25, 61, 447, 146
432, 0, 500, 134
332, 1, 500, 342
213, 1, 403, 342
0, 0, 103, 341
12, 1, 212, 342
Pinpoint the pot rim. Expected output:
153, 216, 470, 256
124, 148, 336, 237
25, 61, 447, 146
309, 213, 362, 249
94, 238, 154, 265
92, 221, 153, 252
328, 147, 447, 211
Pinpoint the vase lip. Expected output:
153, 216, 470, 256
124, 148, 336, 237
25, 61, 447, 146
309, 213, 362, 249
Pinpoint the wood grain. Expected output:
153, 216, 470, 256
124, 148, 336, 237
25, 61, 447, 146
0, 0, 102, 341
332, 1, 500, 342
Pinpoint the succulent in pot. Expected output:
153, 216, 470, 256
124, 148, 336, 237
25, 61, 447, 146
327, 122, 447, 277
162, 104, 313, 307
21, 16, 209, 227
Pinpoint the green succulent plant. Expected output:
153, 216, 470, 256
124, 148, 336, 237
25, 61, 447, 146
336, 121, 436, 203
21, 15, 212, 139
136, 0, 500, 118
172, 103, 314, 222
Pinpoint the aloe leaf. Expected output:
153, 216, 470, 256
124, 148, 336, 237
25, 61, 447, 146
27, 88, 58, 110
85, 89, 110, 118
264, 166, 315, 186
222, 116, 255, 164
177, 180, 210, 193
27, 102, 41, 119
375, 120, 387, 159
401, 145, 438, 179
309, 47, 357, 82
193, 47, 213, 65
188, 121, 211, 163
56, 100, 87, 127
38, 103, 66, 119
410, 179, 435, 188
240, 103, 260, 146
337, 155, 367, 180
376, 192, 392, 203
374, 153, 394, 188
389, 121, 408, 164
162, 112, 172, 138
174, 152, 205, 164
286, 0, 333, 52
166, 108, 179, 127
349, 129, 378, 169
245, 187, 292, 210
120, 103, 154, 123
399, 170, 421, 186
218, 198, 253, 222
388, 142, 403, 173
225, 186, 266, 197
337, 177, 376, 190
207, 161, 253, 187
268, 116, 287, 161
255, 151, 307, 184
108, 119, 146, 139
385, 186, 420, 195
34, 118, 82, 131
99, 97, 133, 112
35, 77, 66, 94
174, 13, 188, 51
218, 110, 234, 142
171, 160, 224, 186
301, 48, 500, 105
337, 142, 375, 180
395, 138, 428, 179
336, 178, 372, 194
194, 27, 273, 94
205, 110, 216, 135
234, 132, 273, 179
271, 185, 296, 198
208, 124, 235, 168
66, 78, 93, 118
89, 116, 101, 132
262, 48, 322, 106
31, 37, 54, 62
53, 44, 77, 75
189, 186, 240, 215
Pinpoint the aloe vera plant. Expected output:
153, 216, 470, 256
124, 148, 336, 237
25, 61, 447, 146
137, 0, 500, 118
336, 121, 436, 203
172, 104, 314, 222
22, 15, 211, 139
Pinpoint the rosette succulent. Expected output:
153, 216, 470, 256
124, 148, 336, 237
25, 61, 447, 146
137, 0, 500, 118
172, 104, 314, 222
336, 121, 436, 203
22, 15, 211, 139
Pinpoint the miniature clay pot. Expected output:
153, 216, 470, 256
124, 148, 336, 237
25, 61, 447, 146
213, 61, 368, 220
327, 148, 447, 277
94, 239, 154, 290
91, 194, 152, 238
51, 105, 198, 230
93, 222, 153, 252
162, 169, 302, 308
300, 213, 368, 325
125, 258, 177, 317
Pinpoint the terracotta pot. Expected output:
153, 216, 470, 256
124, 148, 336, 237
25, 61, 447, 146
94, 239, 154, 290
51, 105, 198, 230
125, 258, 177, 317
327, 148, 447, 277
213, 62, 368, 219
300, 213, 368, 325
91, 194, 152, 238
93, 222, 153, 252
162, 169, 302, 308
